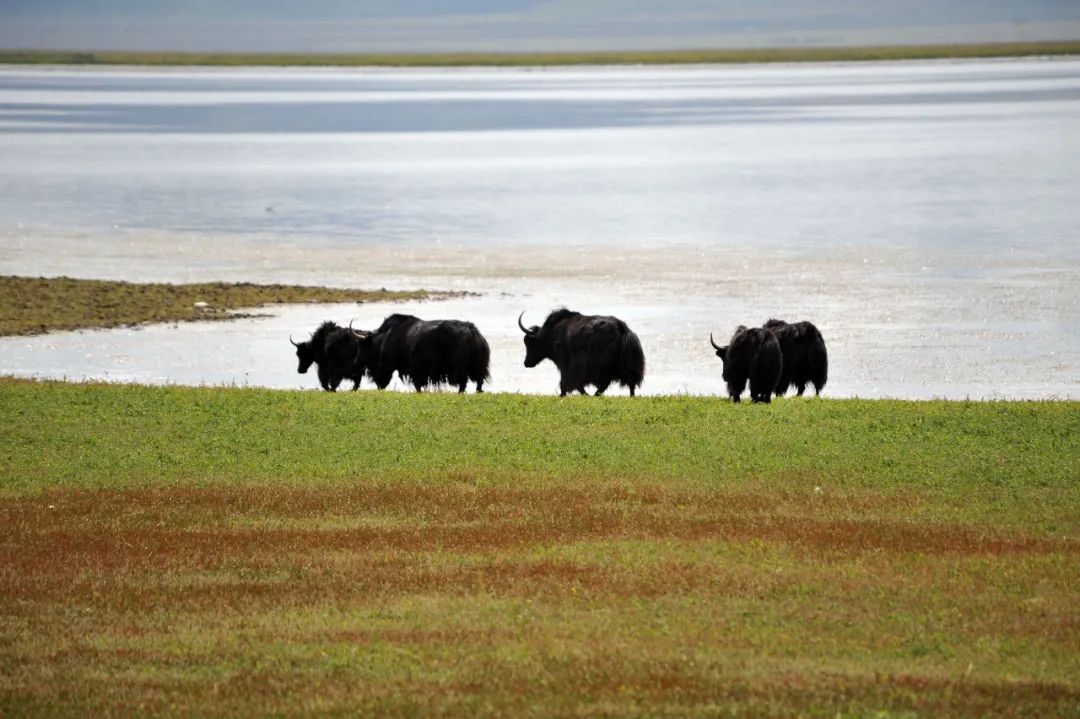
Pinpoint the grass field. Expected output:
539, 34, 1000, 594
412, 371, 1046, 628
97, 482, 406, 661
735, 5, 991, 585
2, 41, 1080, 67
0, 276, 448, 336
1, 378, 1077, 716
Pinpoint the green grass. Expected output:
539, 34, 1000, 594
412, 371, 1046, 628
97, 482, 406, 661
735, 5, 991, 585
0, 276, 452, 336
3, 41, 1080, 67
1, 379, 1078, 717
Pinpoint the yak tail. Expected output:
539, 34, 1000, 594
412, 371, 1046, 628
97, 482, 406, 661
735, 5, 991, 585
474, 331, 492, 383
619, 330, 646, 391
464, 324, 492, 383
809, 327, 828, 395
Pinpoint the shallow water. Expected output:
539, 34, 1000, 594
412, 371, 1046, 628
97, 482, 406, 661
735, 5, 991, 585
1, 60, 1078, 398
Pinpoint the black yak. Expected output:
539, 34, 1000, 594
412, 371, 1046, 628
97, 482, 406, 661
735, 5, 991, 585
518, 309, 645, 396
762, 319, 828, 397
710, 325, 781, 403
290, 320, 367, 392
355, 314, 490, 393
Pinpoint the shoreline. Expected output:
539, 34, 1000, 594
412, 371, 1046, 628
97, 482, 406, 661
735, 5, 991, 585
2, 375, 1076, 403
2, 40, 1080, 68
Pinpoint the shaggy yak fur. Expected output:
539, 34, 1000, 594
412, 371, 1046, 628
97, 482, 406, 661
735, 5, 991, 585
711, 325, 782, 403
290, 321, 366, 392
762, 318, 828, 397
356, 314, 490, 393
518, 308, 645, 397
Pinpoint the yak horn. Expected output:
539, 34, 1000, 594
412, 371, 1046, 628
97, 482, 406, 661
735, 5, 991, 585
517, 311, 530, 334
709, 332, 721, 351
289, 334, 300, 347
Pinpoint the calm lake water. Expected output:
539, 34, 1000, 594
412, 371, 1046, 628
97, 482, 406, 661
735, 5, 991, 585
1, 59, 1078, 397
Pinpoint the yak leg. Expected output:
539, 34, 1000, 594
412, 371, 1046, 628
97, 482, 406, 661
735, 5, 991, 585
593, 380, 610, 397
458, 381, 468, 393
629, 386, 635, 397
564, 356, 589, 396
727, 378, 746, 403
559, 374, 576, 397
561, 362, 586, 397
751, 378, 773, 404
795, 382, 806, 397
474, 379, 484, 393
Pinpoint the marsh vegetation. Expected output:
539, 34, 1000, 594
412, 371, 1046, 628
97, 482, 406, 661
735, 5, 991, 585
3, 41, 1080, 66
0, 276, 446, 336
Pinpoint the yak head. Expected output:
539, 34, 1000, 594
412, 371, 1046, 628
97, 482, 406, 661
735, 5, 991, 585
290, 335, 317, 374
518, 311, 545, 368
709, 332, 728, 363
348, 322, 376, 365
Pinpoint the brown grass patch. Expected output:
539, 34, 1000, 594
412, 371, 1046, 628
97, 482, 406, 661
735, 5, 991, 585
1, 484, 1073, 610
3, 484, 1069, 555
3, 484, 1076, 717
7, 660, 1075, 718
566, 666, 1080, 716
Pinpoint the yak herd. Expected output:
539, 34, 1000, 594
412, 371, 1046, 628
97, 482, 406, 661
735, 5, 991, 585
291, 309, 827, 402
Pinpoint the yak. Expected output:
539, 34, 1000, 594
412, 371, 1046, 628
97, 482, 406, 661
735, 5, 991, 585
355, 313, 490, 393
518, 309, 645, 397
762, 319, 828, 397
290, 320, 367, 392
710, 325, 782, 403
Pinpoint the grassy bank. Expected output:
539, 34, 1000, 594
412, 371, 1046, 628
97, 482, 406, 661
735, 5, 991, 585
0, 276, 446, 336
2, 41, 1080, 67
1, 379, 1077, 717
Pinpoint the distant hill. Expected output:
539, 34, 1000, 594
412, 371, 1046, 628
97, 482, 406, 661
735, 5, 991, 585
3, 0, 1079, 53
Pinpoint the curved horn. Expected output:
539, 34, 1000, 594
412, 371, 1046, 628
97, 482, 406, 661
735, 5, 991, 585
289, 334, 300, 347
517, 311, 530, 334
709, 332, 721, 351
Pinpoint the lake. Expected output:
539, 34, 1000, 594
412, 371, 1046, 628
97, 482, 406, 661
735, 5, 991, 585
0, 58, 1078, 397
